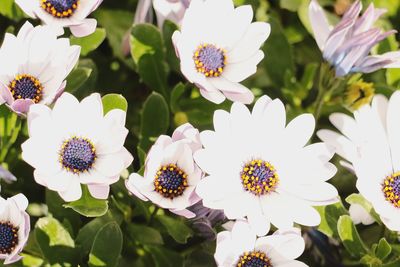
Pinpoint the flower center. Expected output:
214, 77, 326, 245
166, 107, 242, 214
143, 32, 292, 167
193, 44, 226, 77
154, 163, 188, 199
240, 159, 279, 196
0, 222, 18, 255
59, 136, 96, 174
41, 0, 79, 18
382, 172, 400, 207
8, 74, 43, 103
237, 251, 272, 267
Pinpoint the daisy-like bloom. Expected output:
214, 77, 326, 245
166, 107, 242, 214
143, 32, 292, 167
126, 123, 203, 218
21, 93, 133, 202
153, 0, 191, 27
309, 0, 400, 77
344, 80, 375, 111
15, 0, 103, 37
215, 220, 308, 267
0, 22, 80, 115
0, 194, 30, 265
194, 96, 339, 235
318, 91, 400, 231
172, 0, 270, 104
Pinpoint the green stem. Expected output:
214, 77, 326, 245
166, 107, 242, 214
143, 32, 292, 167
313, 63, 329, 122
148, 206, 159, 225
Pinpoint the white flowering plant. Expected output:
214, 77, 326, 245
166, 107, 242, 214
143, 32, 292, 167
0, 0, 400, 266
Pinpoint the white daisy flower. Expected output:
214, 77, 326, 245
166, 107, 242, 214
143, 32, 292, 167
21, 92, 133, 202
153, 0, 191, 27
0, 194, 30, 265
318, 91, 400, 231
172, 0, 270, 104
194, 96, 339, 235
0, 22, 80, 115
309, 0, 400, 77
215, 220, 308, 267
126, 123, 202, 218
15, 0, 103, 37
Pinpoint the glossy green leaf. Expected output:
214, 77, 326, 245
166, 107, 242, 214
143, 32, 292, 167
315, 201, 348, 238
337, 215, 369, 258
64, 185, 108, 217
89, 222, 123, 267
162, 20, 180, 73
131, 24, 169, 97
70, 28, 107, 56
0, 105, 22, 161
376, 238, 392, 260
127, 224, 164, 245
66, 67, 92, 93
102, 93, 128, 114
146, 246, 183, 267
170, 83, 187, 113
157, 215, 193, 244
139, 92, 170, 151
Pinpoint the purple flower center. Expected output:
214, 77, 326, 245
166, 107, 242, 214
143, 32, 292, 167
0, 222, 18, 255
193, 44, 226, 77
241, 159, 279, 196
382, 172, 400, 207
59, 137, 96, 174
154, 163, 188, 199
8, 74, 43, 103
41, 0, 79, 18
237, 251, 272, 267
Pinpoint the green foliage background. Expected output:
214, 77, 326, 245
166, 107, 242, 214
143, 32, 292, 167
1, 0, 400, 266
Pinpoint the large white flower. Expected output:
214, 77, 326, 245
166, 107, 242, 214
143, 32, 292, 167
15, 0, 103, 37
21, 92, 133, 202
318, 91, 400, 231
194, 96, 338, 235
309, 0, 400, 77
0, 194, 30, 265
172, 0, 270, 104
126, 123, 202, 218
215, 220, 308, 267
0, 22, 80, 115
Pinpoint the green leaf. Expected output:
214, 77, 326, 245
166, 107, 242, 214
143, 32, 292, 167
0, 0, 26, 20
102, 94, 128, 115
157, 215, 193, 244
35, 217, 78, 265
263, 17, 295, 87
139, 92, 170, 151
76, 211, 120, 254
337, 215, 369, 258
146, 246, 183, 267
130, 24, 169, 97
89, 222, 123, 267
170, 83, 187, 113
346, 193, 381, 224
66, 67, 92, 93
376, 238, 392, 261
315, 201, 348, 238
280, 0, 302, 11
162, 20, 180, 73
70, 28, 107, 56
360, 255, 383, 267
0, 105, 22, 161
127, 224, 164, 245
64, 185, 108, 217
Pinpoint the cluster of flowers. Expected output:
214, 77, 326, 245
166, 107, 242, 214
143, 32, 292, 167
0, 0, 400, 265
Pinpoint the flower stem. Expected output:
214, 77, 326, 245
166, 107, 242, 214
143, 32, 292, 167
148, 206, 160, 225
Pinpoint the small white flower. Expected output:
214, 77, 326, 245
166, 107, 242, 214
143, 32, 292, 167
309, 0, 400, 77
0, 194, 30, 265
21, 92, 133, 202
318, 91, 400, 231
153, 0, 191, 27
0, 22, 80, 115
15, 0, 103, 37
194, 96, 339, 235
126, 123, 202, 218
215, 220, 308, 267
172, 0, 270, 104
349, 203, 375, 226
